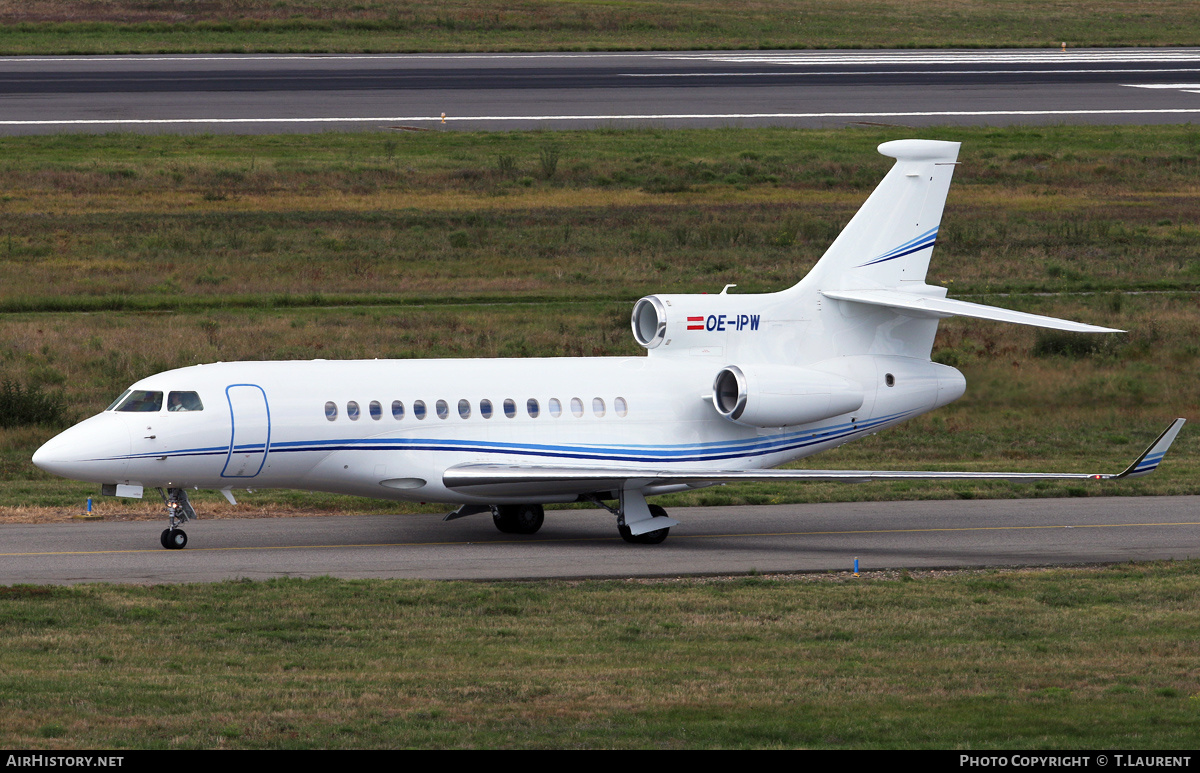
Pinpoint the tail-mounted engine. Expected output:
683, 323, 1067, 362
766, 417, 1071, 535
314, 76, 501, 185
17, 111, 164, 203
712, 364, 864, 428
632, 294, 763, 353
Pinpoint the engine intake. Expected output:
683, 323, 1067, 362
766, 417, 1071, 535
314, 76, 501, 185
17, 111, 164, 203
631, 296, 667, 349
713, 364, 864, 427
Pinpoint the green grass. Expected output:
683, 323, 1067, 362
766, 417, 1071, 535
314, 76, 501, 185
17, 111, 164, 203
1, 1, 1199, 53
2, 563, 1199, 748
2, 125, 1200, 313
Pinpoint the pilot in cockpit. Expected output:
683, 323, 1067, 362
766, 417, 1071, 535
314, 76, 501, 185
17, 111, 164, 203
167, 391, 204, 412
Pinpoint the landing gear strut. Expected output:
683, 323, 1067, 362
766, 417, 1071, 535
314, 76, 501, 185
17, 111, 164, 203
157, 487, 196, 550
492, 504, 545, 534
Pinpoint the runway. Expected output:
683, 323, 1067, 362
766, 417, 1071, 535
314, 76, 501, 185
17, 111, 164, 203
2, 496, 1197, 585
2, 48, 1200, 133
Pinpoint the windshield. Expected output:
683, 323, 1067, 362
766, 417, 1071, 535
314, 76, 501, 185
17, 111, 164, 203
105, 390, 132, 411
113, 390, 163, 412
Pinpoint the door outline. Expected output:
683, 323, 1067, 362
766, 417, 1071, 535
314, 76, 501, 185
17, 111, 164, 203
221, 384, 271, 478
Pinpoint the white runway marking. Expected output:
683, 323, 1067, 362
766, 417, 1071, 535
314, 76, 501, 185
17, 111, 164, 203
670, 50, 1200, 65
626, 68, 1200, 78
5, 108, 1200, 127
1123, 83, 1200, 95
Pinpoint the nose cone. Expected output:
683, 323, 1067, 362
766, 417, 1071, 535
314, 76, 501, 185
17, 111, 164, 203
32, 414, 131, 482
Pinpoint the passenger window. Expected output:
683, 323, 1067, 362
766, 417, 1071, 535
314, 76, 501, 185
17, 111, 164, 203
503, 399, 516, 418
167, 391, 204, 412
436, 400, 449, 419
570, 397, 583, 417
369, 400, 382, 420
458, 399, 471, 419
592, 397, 605, 417
527, 398, 539, 418
115, 390, 163, 413
392, 400, 404, 420
549, 398, 562, 417
347, 401, 360, 421
414, 400, 427, 420
615, 397, 628, 417
325, 401, 338, 421
480, 399, 493, 419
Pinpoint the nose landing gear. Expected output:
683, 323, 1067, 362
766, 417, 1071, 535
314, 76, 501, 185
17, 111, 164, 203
157, 487, 196, 550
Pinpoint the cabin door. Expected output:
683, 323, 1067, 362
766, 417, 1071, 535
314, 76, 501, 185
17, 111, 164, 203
222, 384, 271, 478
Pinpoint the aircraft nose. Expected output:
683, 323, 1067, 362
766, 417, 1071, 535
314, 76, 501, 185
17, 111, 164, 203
32, 414, 131, 482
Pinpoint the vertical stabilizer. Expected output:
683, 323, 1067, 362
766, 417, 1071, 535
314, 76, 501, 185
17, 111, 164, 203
798, 139, 960, 293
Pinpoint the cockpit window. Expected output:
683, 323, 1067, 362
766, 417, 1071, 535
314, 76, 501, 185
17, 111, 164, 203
114, 390, 163, 412
106, 390, 132, 411
167, 391, 204, 412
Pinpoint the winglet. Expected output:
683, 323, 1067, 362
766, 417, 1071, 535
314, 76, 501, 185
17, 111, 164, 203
1108, 418, 1186, 479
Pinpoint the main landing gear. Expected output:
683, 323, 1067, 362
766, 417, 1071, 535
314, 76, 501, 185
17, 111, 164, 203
586, 491, 678, 545
448, 493, 677, 544
618, 504, 671, 544
492, 504, 545, 534
157, 487, 196, 550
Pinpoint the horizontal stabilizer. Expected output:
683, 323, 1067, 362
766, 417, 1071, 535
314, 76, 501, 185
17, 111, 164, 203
822, 289, 1123, 333
444, 419, 1183, 495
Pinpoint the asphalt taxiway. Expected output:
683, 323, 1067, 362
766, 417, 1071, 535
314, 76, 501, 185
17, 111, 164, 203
2, 496, 1196, 584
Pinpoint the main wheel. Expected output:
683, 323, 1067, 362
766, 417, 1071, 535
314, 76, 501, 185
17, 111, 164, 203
493, 504, 545, 535
165, 528, 188, 550
618, 524, 671, 544
618, 504, 671, 544
637, 525, 670, 544
512, 504, 544, 534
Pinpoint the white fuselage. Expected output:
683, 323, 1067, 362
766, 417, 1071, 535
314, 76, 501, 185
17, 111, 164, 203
32, 353, 964, 505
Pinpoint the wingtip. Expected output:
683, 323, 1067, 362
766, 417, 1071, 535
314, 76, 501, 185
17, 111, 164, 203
1114, 418, 1186, 479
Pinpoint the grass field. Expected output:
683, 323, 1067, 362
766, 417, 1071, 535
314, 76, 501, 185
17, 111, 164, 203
2, 563, 1198, 749
3, 126, 1199, 312
1, 1, 1199, 54
1, 125, 1196, 514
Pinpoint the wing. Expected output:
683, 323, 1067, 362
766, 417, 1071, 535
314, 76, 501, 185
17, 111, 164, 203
443, 419, 1185, 498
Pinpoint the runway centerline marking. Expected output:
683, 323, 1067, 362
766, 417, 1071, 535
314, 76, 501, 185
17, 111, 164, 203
4, 521, 1198, 557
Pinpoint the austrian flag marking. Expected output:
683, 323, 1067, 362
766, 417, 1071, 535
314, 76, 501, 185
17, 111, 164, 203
687, 314, 761, 332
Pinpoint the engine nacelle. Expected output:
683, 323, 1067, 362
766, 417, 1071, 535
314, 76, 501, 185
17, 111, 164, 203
631, 294, 764, 352
712, 364, 865, 428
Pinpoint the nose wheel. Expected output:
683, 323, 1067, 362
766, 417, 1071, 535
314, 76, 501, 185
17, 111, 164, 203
157, 487, 197, 550
160, 528, 188, 550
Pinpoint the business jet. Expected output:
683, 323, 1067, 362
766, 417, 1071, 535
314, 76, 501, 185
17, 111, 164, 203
32, 139, 1184, 549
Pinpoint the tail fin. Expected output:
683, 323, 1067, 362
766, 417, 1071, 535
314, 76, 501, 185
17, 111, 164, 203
775, 139, 1119, 363
799, 139, 960, 293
